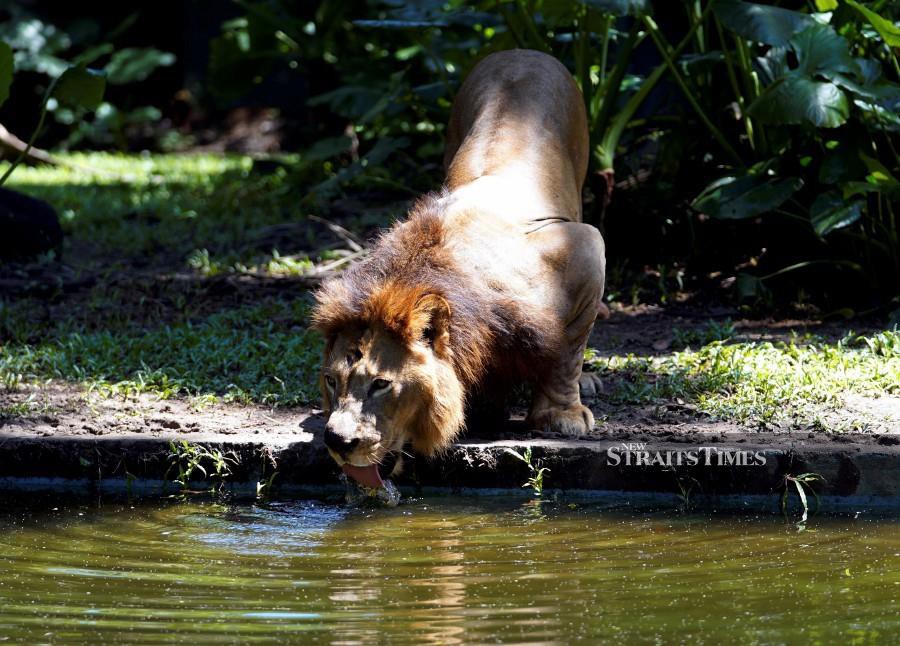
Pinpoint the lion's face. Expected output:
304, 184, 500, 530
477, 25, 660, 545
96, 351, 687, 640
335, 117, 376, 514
320, 318, 464, 475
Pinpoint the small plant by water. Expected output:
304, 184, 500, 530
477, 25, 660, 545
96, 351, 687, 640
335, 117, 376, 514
781, 472, 826, 523
506, 447, 550, 497
166, 440, 238, 496
668, 468, 702, 512
255, 446, 279, 500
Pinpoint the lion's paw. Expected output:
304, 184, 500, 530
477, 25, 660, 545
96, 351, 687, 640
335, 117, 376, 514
579, 371, 604, 399
528, 404, 595, 436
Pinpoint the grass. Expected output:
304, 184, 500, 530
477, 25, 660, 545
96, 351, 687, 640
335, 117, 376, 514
1, 299, 322, 405
1, 153, 338, 407
587, 329, 900, 430
166, 440, 238, 496
3, 153, 384, 274
2, 154, 898, 433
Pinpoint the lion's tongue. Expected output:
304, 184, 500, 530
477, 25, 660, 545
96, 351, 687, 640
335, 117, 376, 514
342, 464, 383, 489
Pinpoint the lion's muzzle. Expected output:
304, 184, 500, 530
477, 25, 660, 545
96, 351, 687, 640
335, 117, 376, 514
323, 427, 359, 456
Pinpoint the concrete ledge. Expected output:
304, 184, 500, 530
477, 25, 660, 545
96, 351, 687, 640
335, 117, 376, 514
1, 427, 898, 503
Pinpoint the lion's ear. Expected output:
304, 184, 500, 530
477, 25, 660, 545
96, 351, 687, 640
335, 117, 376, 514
411, 294, 451, 355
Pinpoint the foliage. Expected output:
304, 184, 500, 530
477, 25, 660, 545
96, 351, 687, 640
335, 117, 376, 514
687, 1, 899, 305
206, 0, 723, 212
780, 471, 825, 523
166, 440, 238, 496
202, 0, 898, 309
0, 7, 174, 150
506, 446, 550, 496
0, 55, 108, 186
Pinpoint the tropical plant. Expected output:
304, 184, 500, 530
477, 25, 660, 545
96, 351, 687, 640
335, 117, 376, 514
686, 1, 899, 306
165, 440, 239, 496
0, 7, 174, 151
0, 40, 106, 186
202, 2, 625, 211
506, 446, 550, 496
781, 471, 825, 522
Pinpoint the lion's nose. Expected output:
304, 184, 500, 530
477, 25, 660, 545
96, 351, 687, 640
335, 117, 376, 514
324, 428, 360, 455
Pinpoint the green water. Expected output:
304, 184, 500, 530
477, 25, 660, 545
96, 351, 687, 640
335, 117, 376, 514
0, 497, 897, 643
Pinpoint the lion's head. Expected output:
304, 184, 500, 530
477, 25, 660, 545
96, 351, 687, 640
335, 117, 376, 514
313, 279, 466, 480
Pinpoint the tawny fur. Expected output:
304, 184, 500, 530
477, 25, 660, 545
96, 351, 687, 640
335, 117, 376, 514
313, 49, 606, 462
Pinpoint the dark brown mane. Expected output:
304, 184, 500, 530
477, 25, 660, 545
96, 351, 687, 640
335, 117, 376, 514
312, 192, 561, 387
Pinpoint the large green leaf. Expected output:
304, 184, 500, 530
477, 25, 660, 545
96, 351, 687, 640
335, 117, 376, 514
714, 0, 815, 46
0, 41, 12, 108
833, 74, 900, 107
749, 74, 849, 127
809, 192, 864, 236
845, 0, 900, 48
692, 175, 803, 219
54, 64, 106, 110
104, 48, 175, 85
790, 24, 857, 79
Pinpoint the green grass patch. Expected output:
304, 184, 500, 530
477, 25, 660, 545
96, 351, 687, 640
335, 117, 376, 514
587, 330, 900, 430
3, 153, 329, 270
1, 300, 322, 406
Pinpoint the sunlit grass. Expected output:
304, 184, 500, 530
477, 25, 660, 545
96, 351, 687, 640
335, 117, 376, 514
3, 153, 307, 266
587, 329, 900, 430
0, 300, 322, 406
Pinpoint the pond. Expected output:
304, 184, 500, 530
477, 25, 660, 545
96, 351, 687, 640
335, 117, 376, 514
0, 496, 897, 642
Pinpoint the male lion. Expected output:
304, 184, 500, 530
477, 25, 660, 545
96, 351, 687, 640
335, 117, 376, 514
312, 49, 606, 487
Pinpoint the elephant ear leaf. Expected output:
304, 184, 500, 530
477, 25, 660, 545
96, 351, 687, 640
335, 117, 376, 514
54, 64, 106, 110
810, 192, 864, 237
0, 41, 12, 108
790, 24, 857, 79
713, 0, 815, 46
693, 175, 803, 219
749, 75, 849, 127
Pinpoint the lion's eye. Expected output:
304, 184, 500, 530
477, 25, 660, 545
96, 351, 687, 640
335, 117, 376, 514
324, 375, 337, 390
369, 378, 392, 396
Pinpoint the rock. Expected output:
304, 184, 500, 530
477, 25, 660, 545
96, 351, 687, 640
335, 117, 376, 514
0, 188, 63, 261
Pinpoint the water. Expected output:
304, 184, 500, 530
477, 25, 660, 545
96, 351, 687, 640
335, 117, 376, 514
0, 496, 897, 643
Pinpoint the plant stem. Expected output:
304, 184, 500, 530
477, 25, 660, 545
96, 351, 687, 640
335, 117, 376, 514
0, 76, 60, 187
596, 3, 713, 170
592, 22, 640, 135
516, 0, 551, 53
643, 14, 743, 166
715, 16, 755, 151
599, 15, 611, 87
576, 5, 592, 117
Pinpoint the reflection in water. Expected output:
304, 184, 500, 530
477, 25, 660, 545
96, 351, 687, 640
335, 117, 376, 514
0, 497, 897, 642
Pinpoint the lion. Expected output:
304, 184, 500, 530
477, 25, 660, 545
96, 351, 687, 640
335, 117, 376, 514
312, 49, 606, 487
